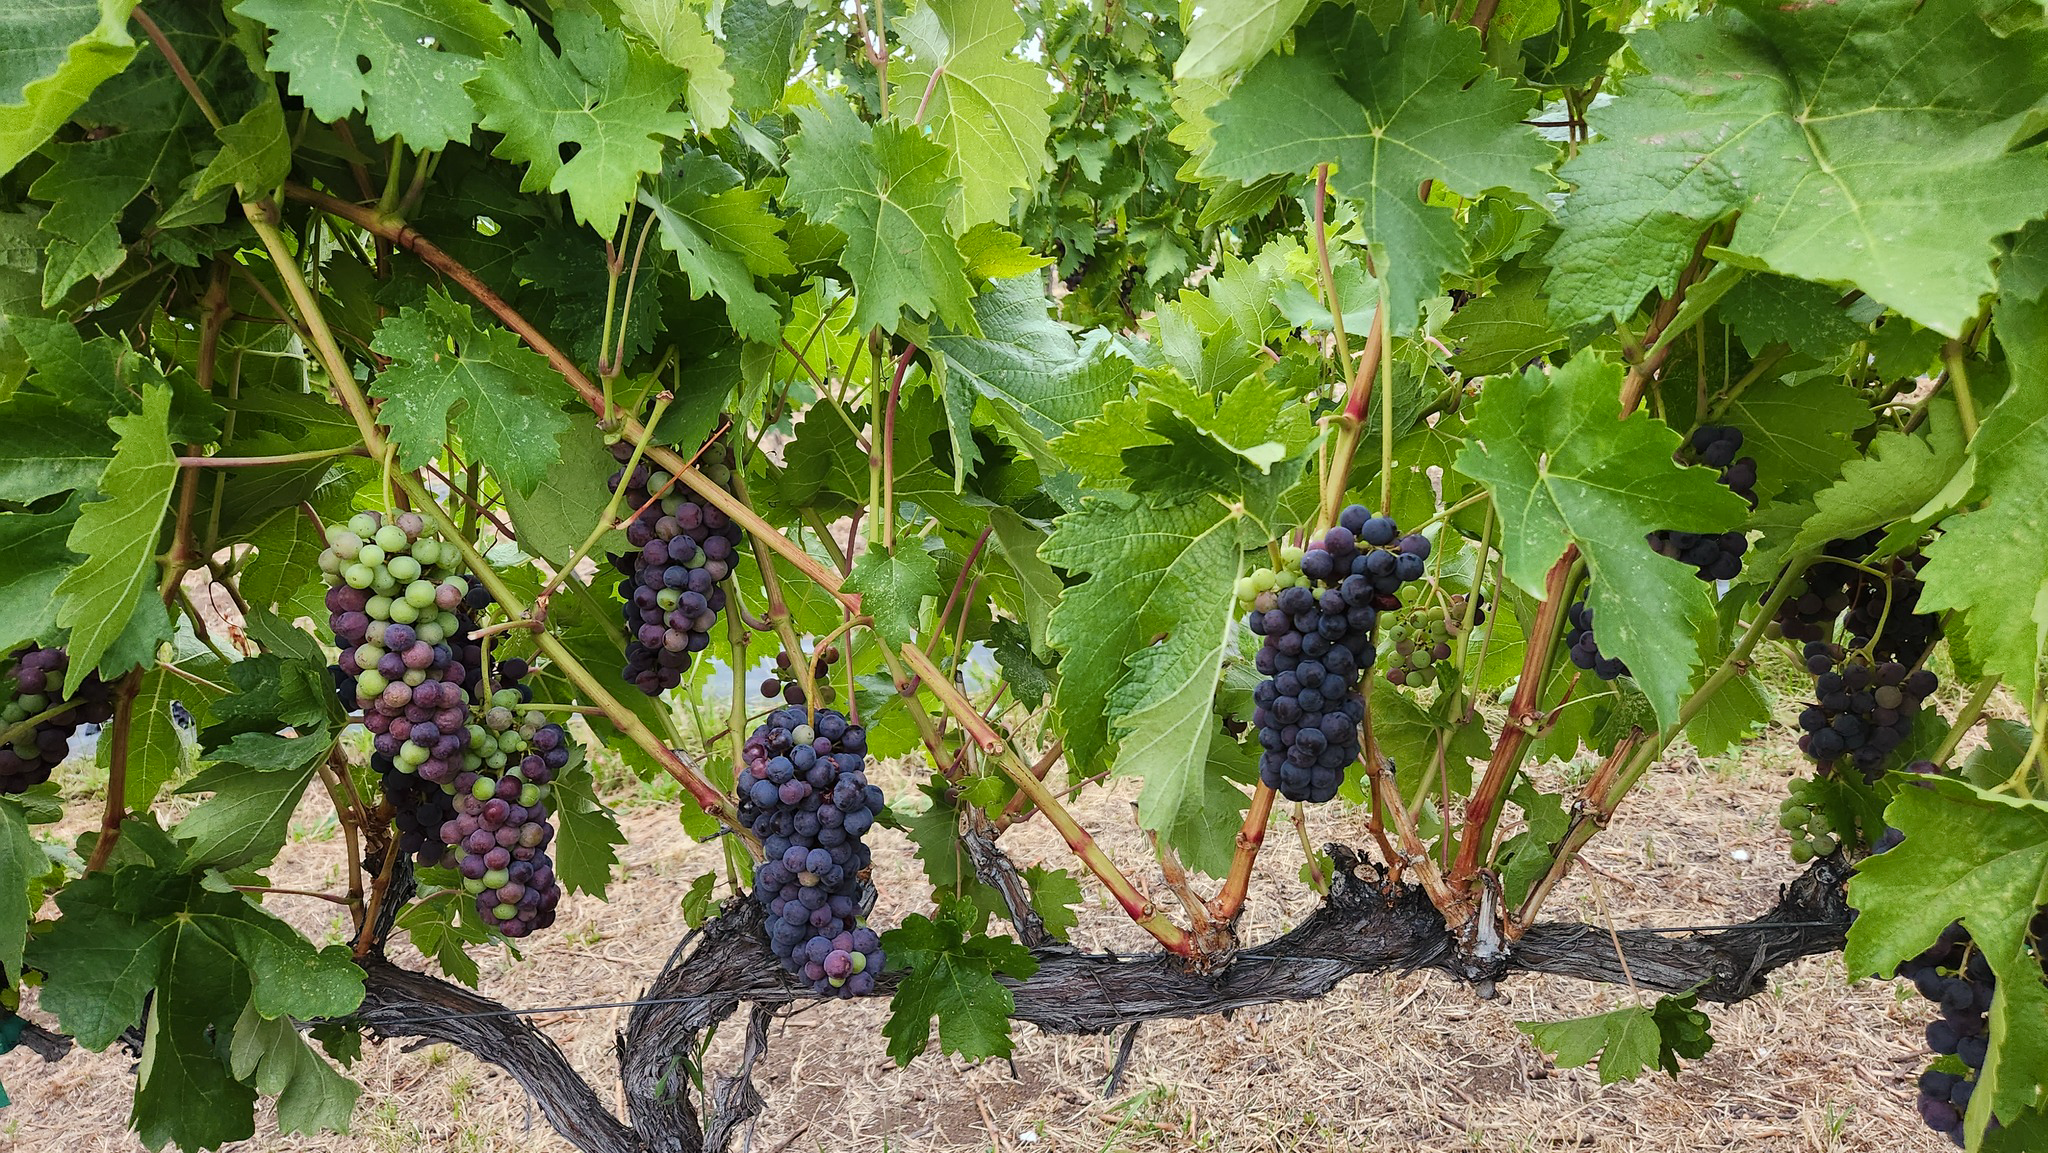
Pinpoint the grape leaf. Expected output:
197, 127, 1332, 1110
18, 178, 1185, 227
120, 661, 216, 809
0, 494, 82, 653
0, 394, 113, 500
881, 902, 1039, 1064
0, 0, 141, 176
53, 380, 176, 675
469, 8, 689, 237
613, 0, 732, 129
369, 290, 574, 497
719, 0, 808, 115
29, 865, 364, 1150
1683, 669, 1768, 758
1175, 0, 1313, 83
1715, 274, 1870, 362
1919, 293, 2048, 703
640, 152, 791, 342
927, 276, 1131, 467
1445, 260, 1566, 377
1544, 0, 2048, 336
1790, 398, 1968, 557
497, 418, 626, 568
1200, 3, 1553, 334
892, 0, 1053, 229
1516, 992, 1714, 1084
174, 731, 332, 870
1455, 352, 1748, 725
1715, 376, 1873, 506
236, 0, 507, 153
1847, 780, 2048, 1143
1020, 864, 1081, 941
189, 93, 289, 200
843, 542, 944, 649
549, 753, 626, 898
1042, 378, 1309, 872
393, 889, 491, 987
227, 1004, 361, 1137
0, 798, 36, 982
783, 94, 976, 335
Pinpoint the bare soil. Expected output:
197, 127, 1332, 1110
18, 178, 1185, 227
1, 680, 1968, 1153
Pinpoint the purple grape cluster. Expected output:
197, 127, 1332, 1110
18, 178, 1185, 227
739, 706, 885, 996
1564, 601, 1628, 681
1843, 569, 1942, 668
1772, 529, 1886, 642
1247, 505, 1428, 803
1648, 426, 1758, 583
439, 700, 568, 938
0, 646, 114, 793
606, 441, 744, 695
1795, 641, 1936, 781
321, 510, 481, 865
1899, 920, 2027, 1146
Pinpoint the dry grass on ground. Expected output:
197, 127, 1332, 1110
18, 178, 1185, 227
1, 672, 1980, 1153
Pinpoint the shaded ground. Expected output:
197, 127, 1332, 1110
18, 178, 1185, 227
2, 660, 1981, 1153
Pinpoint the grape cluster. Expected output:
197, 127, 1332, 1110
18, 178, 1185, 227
1899, 919, 2038, 1146
1247, 505, 1430, 803
440, 697, 568, 938
606, 441, 744, 696
1383, 594, 1484, 689
1564, 601, 1628, 681
321, 511, 485, 863
1772, 530, 1886, 642
760, 646, 841, 708
1795, 642, 1936, 781
0, 646, 114, 794
1647, 427, 1759, 582
739, 706, 885, 996
1843, 570, 1942, 668
1776, 777, 1847, 863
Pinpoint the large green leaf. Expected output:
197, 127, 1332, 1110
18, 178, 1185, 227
369, 290, 574, 496
613, 0, 732, 129
1920, 294, 2048, 702
174, 731, 333, 870
640, 152, 791, 342
892, 0, 1053, 229
881, 902, 1038, 1064
1455, 352, 1748, 725
1545, 0, 2048, 336
468, 8, 688, 236
1176, 0, 1314, 82
1201, 3, 1553, 333
32, 865, 364, 1149
0, 0, 140, 176
0, 798, 37, 982
237, 0, 508, 153
53, 380, 176, 675
783, 94, 976, 335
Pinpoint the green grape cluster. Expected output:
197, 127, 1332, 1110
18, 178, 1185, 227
1383, 594, 1480, 688
1779, 777, 1842, 863
1233, 545, 1307, 611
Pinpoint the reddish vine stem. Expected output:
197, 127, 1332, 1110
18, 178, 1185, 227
162, 264, 231, 606
1617, 232, 1716, 416
83, 670, 144, 873
1208, 784, 1276, 923
1509, 728, 1645, 936
927, 525, 994, 659
994, 739, 1065, 829
1316, 305, 1388, 528
882, 344, 915, 551
1447, 546, 1579, 898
